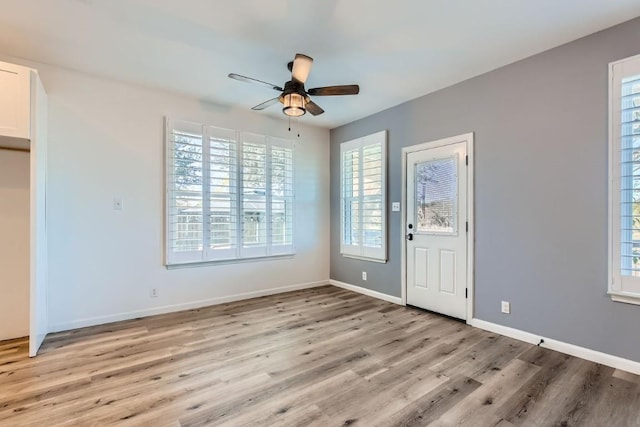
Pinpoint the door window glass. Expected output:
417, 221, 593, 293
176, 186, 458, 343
415, 156, 457, 234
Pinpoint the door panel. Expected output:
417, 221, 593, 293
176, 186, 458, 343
406, 141, 467, 320
440, 250, 456, 294
414, 247, 428, 288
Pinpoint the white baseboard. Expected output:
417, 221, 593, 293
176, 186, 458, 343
329, 279, 403, 305
469, 318, 640, 376
49, 280, 329, 333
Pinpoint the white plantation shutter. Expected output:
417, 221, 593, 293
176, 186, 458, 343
342, 145, 360, 251
242, 133, 268, 258
270, 138, 294, 255
207, 126, 238, 260
167, 120, 206, 264
610, 55, 640, 304
362, 141, 384, 252
340, 131, 387, 261
166, 118, 294, 265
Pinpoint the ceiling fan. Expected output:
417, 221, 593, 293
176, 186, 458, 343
228, 53, 359, 118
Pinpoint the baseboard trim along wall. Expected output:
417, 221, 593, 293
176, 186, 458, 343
49, 280, 329, 333
329, 279, 403, 305
326, 281, 640, 375
470, 318, 640, 376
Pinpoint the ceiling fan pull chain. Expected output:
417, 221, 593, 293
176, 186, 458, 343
288, 115, 291, 132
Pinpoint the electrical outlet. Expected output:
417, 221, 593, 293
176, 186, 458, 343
501, 301, 510, 314
392, 202, 400, 212
362, 271, 367, 281
150, 288, 158, 298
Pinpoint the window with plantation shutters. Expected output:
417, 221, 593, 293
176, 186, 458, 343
166, 118, 294, 266
340, 131, 387, 262
609, 55, 640, 305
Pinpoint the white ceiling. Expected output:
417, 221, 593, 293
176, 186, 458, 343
1, 0, 639, 128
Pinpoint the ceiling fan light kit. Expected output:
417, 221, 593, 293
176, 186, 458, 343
282, 92, 306, 117
228, 53, 360, 119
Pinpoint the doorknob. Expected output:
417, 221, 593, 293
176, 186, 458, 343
406, 233, 413, 241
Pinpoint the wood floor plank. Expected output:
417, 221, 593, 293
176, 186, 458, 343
315, 361, 450, 426
499, 346, 574, 425
614, 368, 640, 385
431, 358, 541, 426
543, 362, 616, 427
577, 375, 640, 427
376, 375, 482, 426
0, 285, 638, 426
214, 369, 362, 427
501, 351, 615, 426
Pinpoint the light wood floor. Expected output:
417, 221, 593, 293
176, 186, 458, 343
1, 286, 639, 426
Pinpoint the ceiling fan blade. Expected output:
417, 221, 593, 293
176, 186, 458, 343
305, 99, 324, 116
252, 97, 280, 110
291, 54, 313, 83
307, 85, 359, 96
228, 73, 283, 91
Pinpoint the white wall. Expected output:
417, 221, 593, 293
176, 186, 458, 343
0, 57, 330, 332
0, 149, 29, 340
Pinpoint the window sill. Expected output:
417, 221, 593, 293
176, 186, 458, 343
609, 291, 640, 306
341, 254, 387, 264
166, 254, 294, 270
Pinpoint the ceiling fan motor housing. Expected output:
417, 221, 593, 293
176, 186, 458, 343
279, 80, 306, 103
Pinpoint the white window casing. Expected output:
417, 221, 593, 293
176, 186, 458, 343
166, 118, 294, 266
340, 130, 387, 262
609, 54, 640, 305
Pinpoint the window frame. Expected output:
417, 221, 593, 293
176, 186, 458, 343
609, 54, 640, 305
165, 118, 294, 267
340, 130, 387, 263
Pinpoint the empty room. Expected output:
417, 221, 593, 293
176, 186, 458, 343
1, 1, 640, 426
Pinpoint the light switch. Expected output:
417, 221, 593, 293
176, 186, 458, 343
392, 202, 400, 212
113, 198, 123, 210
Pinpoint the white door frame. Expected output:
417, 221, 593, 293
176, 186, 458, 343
401, 132, 475, 323
29, 71, 48, 357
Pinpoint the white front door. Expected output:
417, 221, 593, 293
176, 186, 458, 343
405, 139, 468, 320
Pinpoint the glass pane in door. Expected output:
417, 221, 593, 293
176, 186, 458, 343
415, 156, 458, 234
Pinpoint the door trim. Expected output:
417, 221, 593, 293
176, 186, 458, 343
401, 133, 474, 323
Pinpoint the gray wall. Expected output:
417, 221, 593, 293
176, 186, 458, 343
330, 17, 640, 362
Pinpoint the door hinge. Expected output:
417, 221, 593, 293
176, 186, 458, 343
465, 288, 468, 299
465, 155, 468, 166
466, 221, 468, 232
